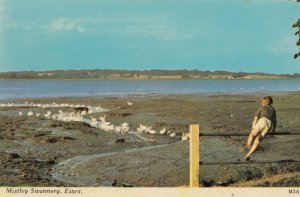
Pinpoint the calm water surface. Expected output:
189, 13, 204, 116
0, 79, 299, 100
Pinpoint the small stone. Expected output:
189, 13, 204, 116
115, 138, 125, 143
45, 158, 55, 164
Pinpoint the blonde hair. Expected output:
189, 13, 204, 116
262, 96, 273, 105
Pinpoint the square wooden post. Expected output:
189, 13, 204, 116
189, 124, 200, 187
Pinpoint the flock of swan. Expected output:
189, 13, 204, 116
0, 101, 190, 141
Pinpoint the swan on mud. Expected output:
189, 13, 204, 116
181, 132, 190, 141
148, 129, 157, 134
119, 122, 129, 133
137, 124, 147, 132
27, 111, 33, 116
3, 102, 190, 141
169, 132, 176, 137
44, 111, 52, 118
95, 105, 103, 111
159, 128, 166, 135
0, 103, 14, 107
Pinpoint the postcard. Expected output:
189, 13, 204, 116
0, 0, 299, 197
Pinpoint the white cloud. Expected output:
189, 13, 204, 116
47, 17, 86, 33
64, 20, 75, 31
45, 16, 194, 40
7, 22, 32, 30
76, 25, 86, 33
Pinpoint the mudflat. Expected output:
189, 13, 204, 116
0, 92, 299, 187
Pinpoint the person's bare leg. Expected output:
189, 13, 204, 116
244, 135, 263, 160
240, 129, 257, 153
246, 129, 258, 149
246, 134, 254, 149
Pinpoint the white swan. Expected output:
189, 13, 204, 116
18, 112, 23, 116
120, 122, 129, 133
138, 124, 147, 131
90, 116, 98, 127
137, 128, 144, 134
145, 126, 152, 133
169, 132, 176, 137
95, 105, 102, 111
27, 111, 33, 116
44, 111, 51, 118
149, 129, 157, 134
159, 128, 166, 134
127, 101, 133, 106
181, 132, 189, 141
102, 124, 114, 132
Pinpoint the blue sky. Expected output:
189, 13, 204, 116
0, 0, 299, 74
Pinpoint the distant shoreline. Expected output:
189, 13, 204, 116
0, 69, 299, 80
0, 77, 299, 81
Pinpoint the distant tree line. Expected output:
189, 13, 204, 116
0, 69, 299, 79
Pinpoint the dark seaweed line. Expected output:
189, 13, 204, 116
199, 132, 300, 136
200, 160, 300, 165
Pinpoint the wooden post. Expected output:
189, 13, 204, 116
189, 124, 200, 187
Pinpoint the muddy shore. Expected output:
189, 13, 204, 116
0, 92, 299, 187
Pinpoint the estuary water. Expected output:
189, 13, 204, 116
0, 79, 299, 100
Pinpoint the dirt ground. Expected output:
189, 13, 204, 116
0, 92, 299, 187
